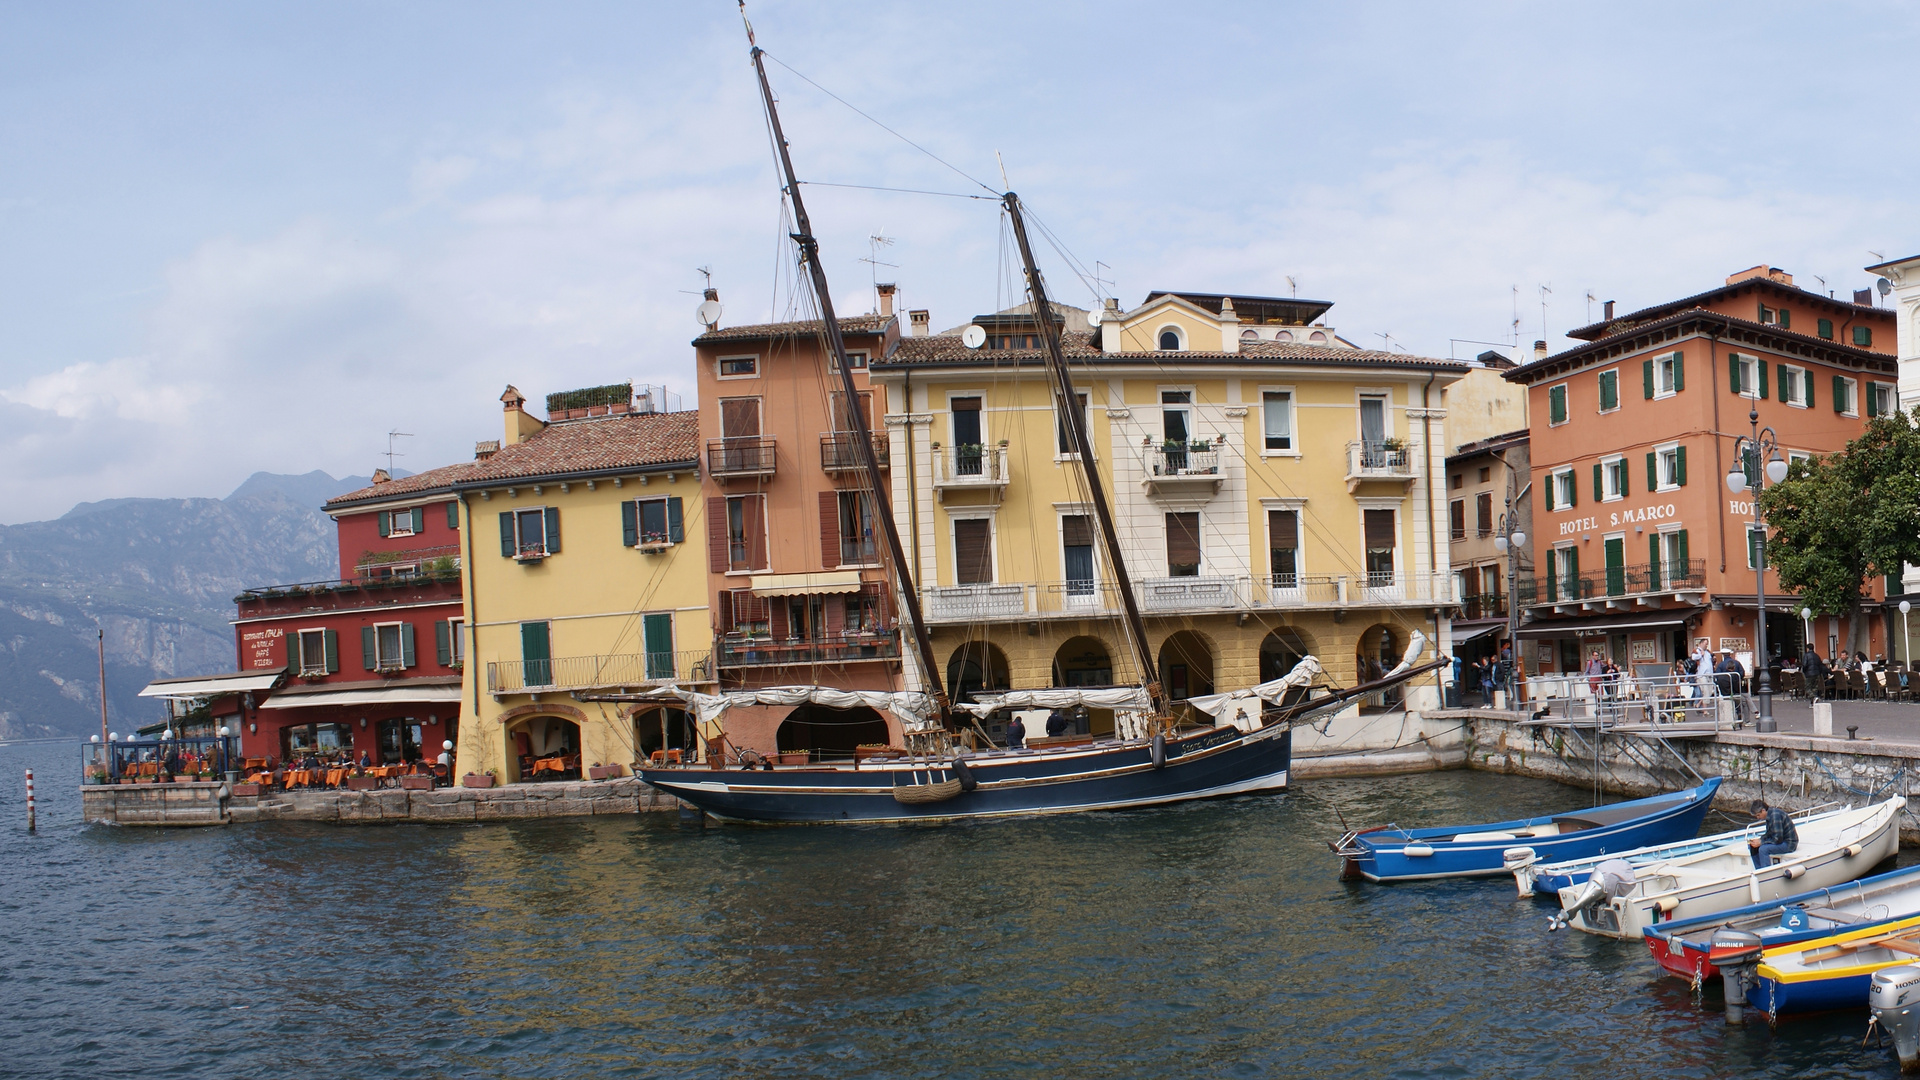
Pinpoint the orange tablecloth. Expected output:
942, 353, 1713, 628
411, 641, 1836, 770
283, 769, 309, 789
531, 756, 566, 775
326, 768, 346, 787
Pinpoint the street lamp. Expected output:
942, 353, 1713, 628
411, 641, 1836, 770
1726, 407, 1791, 732
1492, 484, 1530, 707
1902, 600, 1912, 669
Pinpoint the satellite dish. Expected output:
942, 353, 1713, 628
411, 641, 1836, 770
962, 324, 987, 349
696, 299, 723, 328
1878, 277, 1893, 297
1086, 305, 1103, 328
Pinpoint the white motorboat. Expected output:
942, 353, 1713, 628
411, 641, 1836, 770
1512, 801, 1850, 897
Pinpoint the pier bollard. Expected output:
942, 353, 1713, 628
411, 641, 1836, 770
1813, 702, 1834, 737
25, 769, 35, 832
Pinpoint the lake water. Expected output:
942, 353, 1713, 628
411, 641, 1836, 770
1, 738, 1908, 1078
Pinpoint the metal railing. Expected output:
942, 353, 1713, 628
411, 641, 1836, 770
715, 629, 900, 668
819, 432, 890, 471
1528, 671, 1733, 731
932, 445, 1009, 488
839, 538, 878, 566
920, 572, 1463, 622
1536, 559, 1707, 604
1145, 444, 1222, 478
1346, 440, 1414, 478
706, 436, 777, 478
487, 649, 714, 693
1459, 593, 1509, 620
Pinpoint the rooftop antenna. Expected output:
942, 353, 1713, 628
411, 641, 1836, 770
1538, 283, 1553, 341
1813, 273, 1827, 297
1093, 261, 1114, 303
1584, 290, 1596, 324
1286, 275, 1298, 298
859, 234, 897, 312
1510, 285, 1521, 348
1374, 332, 1404, 353
386, 430, 412, 474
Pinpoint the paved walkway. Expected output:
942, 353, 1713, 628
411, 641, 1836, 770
1461, 691, 1920, 748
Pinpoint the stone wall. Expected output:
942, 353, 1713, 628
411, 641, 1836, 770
85, 777, 683, 827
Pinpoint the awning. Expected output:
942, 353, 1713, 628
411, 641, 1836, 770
139, 671, 285, 700
260, 685, 463, 709
1516, 608, 1700, 640
1451, 623, 1504, 643
750, 570, 864, 597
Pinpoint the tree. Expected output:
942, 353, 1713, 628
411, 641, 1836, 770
1759, 409, 1920, 658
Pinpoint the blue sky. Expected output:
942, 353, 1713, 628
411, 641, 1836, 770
2, 1, 1915, 522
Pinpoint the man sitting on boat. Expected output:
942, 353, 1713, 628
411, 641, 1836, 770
1006, 714, 1026, 750
1749, 799, 1798, 868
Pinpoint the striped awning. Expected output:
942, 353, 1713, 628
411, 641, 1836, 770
749, 570, 864, 597
139, 671, 284, 700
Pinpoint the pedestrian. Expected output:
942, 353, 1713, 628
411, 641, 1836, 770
1479, 656, 1496, 705
1748, 799, 1798, 868
1714, 651, 1746, 724
1585, 650, 1606, 699
1006, 714, 1027, 750
1802, 645, 1828, 701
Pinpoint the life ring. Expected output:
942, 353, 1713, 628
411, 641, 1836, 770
1151, 733, 1167, 769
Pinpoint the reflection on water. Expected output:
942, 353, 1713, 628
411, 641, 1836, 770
0, 740, 1906, 1078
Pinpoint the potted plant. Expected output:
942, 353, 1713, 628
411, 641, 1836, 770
1380, 436, 1406, 452
775, 750, 810, 765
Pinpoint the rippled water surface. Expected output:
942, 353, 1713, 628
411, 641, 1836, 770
1, 739, 1908, 1078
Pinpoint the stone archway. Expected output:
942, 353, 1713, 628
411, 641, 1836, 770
1356, 623, 1406, 710
505, 714, 582, 783
778, 705, 890, 761
946, 640, 1011, 704
633, 706, 694, 765
1052, 636, 1116, 687
1259, 626, 1317, 683
1158, 630, 1215, 704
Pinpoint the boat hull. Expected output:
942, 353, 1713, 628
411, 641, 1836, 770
639, 723, 1291, 824
1642, 862, 1920, 981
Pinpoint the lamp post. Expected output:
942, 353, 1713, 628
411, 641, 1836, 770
1726, 407, 1791, 732
1492, 481, 1531, 708
1902, 600, 1912, 670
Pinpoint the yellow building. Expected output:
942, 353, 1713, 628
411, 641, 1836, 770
451, 383, 712, 784
875, 291, 1467, 737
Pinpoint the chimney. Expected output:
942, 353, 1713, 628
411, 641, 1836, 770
501, 384, 545, 444
474, 440, 500, 461
876, 283, 897, 319
909, 309, 930, 337
1533, 340, 1548, 361
371, 468, 391, 485
1602, 300, 1615, 321
1854, 288, 1874, 307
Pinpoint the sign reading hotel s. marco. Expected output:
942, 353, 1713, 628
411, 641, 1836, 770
1555, 500, 1681, 537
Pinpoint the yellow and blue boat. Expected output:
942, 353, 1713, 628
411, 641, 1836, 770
1746, 912, 1920, 1020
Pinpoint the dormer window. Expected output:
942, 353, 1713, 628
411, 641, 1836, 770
1158, 327, 1184, 351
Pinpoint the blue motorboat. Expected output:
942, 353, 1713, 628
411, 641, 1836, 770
1331, 777, 1722, 882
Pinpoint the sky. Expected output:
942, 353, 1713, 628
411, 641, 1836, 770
2, 1, 1917, 523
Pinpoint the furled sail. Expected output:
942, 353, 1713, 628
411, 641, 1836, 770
667, 685, 937, 729
953, 687, 1153, 717
1186, 656, 1326, 721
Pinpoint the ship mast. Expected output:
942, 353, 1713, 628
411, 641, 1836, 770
1002, 194, 1163, 715
746, 45, 953, 726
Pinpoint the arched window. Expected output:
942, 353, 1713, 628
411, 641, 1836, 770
1158, 327, 1183, 351
1240, 328, 1260, 342
1309, 330, 1328, 343
1276, 329, 1294, 342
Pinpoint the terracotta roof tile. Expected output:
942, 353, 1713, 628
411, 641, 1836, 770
694, 314, 891, 345
326, 460, 486, 509
460, 411, 700, 485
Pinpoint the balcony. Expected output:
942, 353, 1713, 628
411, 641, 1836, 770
1143, 442, 1226, 497
1137, 575, 1245, 612
1532, 559, 1708, 611
486, 649, 715, 695
1345, 440, 1417, 492
1459, 593, 1510, 621
925, 583, 1028, 620
820, 432, 890, 473
707, 436, 777, 481
1257, 572, 1456, 609
715, 629, 900, 668
932, 444, 1009, 501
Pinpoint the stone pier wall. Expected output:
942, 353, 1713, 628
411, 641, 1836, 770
83, 777, 684, 826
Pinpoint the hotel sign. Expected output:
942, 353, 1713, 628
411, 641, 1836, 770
1557, 500, 1681, 536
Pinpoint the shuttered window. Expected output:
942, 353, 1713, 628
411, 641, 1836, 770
725, 495, 767, 571
1476, 493, 1492, 536
954, 519, 994, 584
1166, 512, 1201, 577
1598, 369, 1619, 411
1548, 384, 1568, 425
1269, 510, 1298, 587
1449, 500, 1465, 541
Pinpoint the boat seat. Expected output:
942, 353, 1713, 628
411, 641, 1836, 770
1452, 831, 1518, 842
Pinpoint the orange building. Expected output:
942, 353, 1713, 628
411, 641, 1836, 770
690, 289, 906, 756
1506, 266, 1897, 683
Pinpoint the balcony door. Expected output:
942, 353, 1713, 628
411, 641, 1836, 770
1604, 536, 1626, 596
520, 621, 552, 687
1062, 515, 1095, 604
1359, 395, 1387, 466
1161, 390, 1191, 471
720, 397, 761, 471
951, 397, 983, 475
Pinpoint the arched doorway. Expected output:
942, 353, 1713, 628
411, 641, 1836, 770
1052, 636, 1115, 687
1158, 631, 1215, 720
507, 715, 582, 782
634, 706, 694, 766
946, 640, 1010, 704
1356, 624, 1405, 710
1259, 627, 1317, 683
777, 705, 890, 761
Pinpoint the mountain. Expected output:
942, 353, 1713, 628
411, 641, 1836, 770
0, 472, 370, 741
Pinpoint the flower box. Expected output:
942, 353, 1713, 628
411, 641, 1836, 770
230, 783, 263, 797
774, 752, 810, 765
587, 764, 624, 781
345, 776, 380, 792
463, 774, 495, 789
400, 775, 435, 791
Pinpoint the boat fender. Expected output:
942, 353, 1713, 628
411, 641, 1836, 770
1656, 896, 1679, 915
1847, 843, 1864, 857
1403, 844, 1434, 857
1151, 733, 1167, 769
952, 756, 978, 792
1784, 863, 1806, 880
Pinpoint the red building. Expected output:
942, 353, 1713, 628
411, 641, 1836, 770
230, 463, 476, 766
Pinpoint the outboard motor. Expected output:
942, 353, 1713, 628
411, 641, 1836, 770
1548, 859, 1636, 932
1871, 965, 1920, 1071
1503, 847, 1538, 896
1709, 929, 1765, 1025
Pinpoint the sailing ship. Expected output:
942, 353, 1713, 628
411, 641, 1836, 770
636, 24, 1444, 824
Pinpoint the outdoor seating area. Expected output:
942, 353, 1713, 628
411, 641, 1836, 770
82, 734, 240, 784
239, 756, 450, 791
1776, 661, 1919, 702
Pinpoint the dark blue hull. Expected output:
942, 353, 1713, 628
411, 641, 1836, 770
639, 724, 1291, 824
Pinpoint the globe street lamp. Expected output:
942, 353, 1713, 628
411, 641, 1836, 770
1902, 600, 1912, 670
1492, 485, 1530, 706
1726, 407, 1790, 733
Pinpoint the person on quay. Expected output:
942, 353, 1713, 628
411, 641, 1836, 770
1749, 799, 1798, 868
1801, 646, 1828, 702
1714, 651, 1747, 724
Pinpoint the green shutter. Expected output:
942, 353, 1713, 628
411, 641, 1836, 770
412, 506, 425, 533
1593, 463, 1603, 502
1567, 470, 1577, 507
435, 620, 451, 666
1749, 527, 1764, 570
1543, 479, 1554, 512
1729, 353, 1742, 393
1804, 372, 1815, 409
323, 628, 339, 674
1549, 385, 1567, 424
1677, 530, 1689, 575
1675, 445, 1687, 487
1566, 546, 1579, 583
1546, 549, 1558, 602
1779, 308, 1791, 330
499, 512, 515, 557
1819, 317, 1833, 340
621, 500, 638, 547
1856, 326, 1873, 347
1644, 359, 1655, 399
1835, 376, 1847, 413
667, 497, 684, 544
400, 622, 416, 668
1672, 351, 1685, 391
378, 512, 391, 538
1646, 452, 1658, 492
1618, 459, 1629, 498
643, 612, 675, 679
1648, 535, 1662, 591
543, 506, 561, 554
447, 501, 460, 530
1600, 371, 1617, 411
1868, 383, 1880, 418
1757, 359, 1768, 399
362, 626, 377, 671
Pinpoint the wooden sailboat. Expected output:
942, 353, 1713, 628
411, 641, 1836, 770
635, 26, 1443, 824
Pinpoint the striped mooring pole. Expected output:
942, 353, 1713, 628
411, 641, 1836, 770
26, 769, 36, 831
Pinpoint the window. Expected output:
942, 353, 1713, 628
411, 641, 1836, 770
837, 491, 875, 566
1262, 390, 1294, 451
828, 350, 868, 373
296, 628, 337, 676
1778, 365, 1809, 407
1650, 443, 1687, 490
1548, 383, 1568, 425
1818, 317, 1834, 340
725, 495, 767, 571
499, 507, 558, 560
1478, 466, 1491, 483
435, 618, 464, 668
520, 621, 552, 686
1055, 392, 1089, 455
446, 501, 460, 530
1480, 564, 1500, 598
376, 718, 423, 764
954, 518, 994, 584
1656, 529, 1690, 586
845, 589, 881, 632
950, 396, 984, 474
1476, 492, 1493, 536
1451, 473, 1463, 490
1870, 381, 1896, 418
1268, 510, 1298, 588
1161, 390, 1192, 445
1545, 467, 1576, 510
1854, 326, 1874, 348
1597, 369, 1619, 412
1645, 351, 1684, 398
1758, 304, 1776, 325
1834, 376, 1857, 416
1063, 515, 1095, 597
725, 590, 769, 637
1545, 545, 1578, 602
1363, 509, 1395, 587
623, 496, 684, 548
380, 507, 423, 537
718, 355, 758, 378
1600, 456, 1628, 501
1449, 500, 1466, 541
1166, 512, 1201, 577
1729, 353, 1766, 398
1240, 328, 1259, 342
285, 723, 352, 756
1158, 327, 1184, 351
364, 621, 414, 672
830, 390, 873, 433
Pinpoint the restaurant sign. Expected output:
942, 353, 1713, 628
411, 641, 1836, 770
241, 627, 287, 670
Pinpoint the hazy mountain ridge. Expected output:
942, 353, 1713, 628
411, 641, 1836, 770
0, 472, 370, 740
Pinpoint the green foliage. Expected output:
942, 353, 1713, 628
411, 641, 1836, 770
1759, 409, 1920, 617
546, 382, 632, 413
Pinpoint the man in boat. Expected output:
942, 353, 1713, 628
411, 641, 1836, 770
1748, 799, 1798, 868
1005, 714, 1027, 750
1045, 708, 1073, 738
